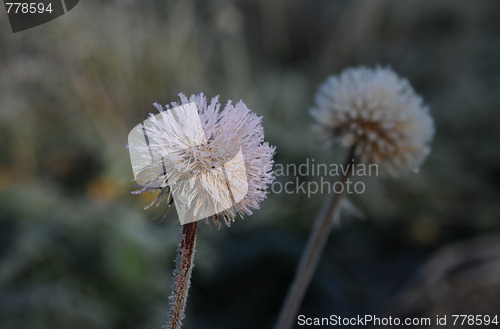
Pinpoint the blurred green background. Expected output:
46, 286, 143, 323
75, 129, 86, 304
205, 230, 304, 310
1, 1, 500, 328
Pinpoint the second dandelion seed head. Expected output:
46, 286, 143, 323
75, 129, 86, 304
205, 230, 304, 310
311, 66, 434, 176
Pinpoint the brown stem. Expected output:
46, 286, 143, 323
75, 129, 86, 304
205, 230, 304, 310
165, 221, 197, 329
275, 150, 355, 329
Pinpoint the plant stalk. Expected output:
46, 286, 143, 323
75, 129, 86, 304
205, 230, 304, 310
275, 151, 355, 329
165, 221, 197, 329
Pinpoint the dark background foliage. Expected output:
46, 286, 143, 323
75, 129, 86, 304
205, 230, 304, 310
1, 1, 500, 328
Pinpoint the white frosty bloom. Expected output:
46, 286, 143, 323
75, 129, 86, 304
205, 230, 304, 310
128, 93, 275, 227
311, 66, 434, 176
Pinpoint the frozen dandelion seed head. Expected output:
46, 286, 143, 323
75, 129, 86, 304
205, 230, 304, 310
129, 93, 275, 227
311, 66, 434, 176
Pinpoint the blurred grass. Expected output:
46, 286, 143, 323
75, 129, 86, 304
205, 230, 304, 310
1, 0, 500, 328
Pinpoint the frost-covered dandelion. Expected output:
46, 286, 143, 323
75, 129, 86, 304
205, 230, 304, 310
128, 93, 275, 227
311, 66, 434, 176
276, 67, 434, 329
127, 93, 275, 329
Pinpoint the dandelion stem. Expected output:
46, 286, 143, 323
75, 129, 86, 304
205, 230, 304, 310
275, 150, 355, 329
166, 221, 197, 329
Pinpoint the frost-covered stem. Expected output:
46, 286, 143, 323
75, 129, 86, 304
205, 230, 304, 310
275, 150, 355, 329
165, 222, 197, 329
